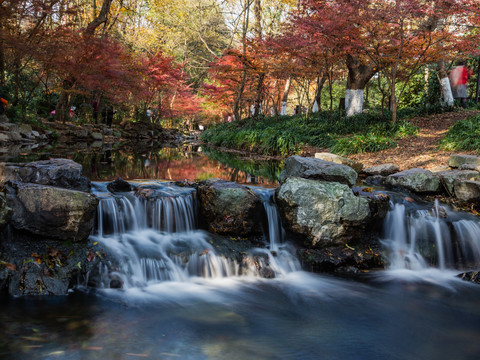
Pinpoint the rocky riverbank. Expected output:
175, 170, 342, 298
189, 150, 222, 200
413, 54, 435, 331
1, 152, 480, 297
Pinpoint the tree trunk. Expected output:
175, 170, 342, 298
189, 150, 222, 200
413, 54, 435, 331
85, 0, 113, 35
253, 0, 263, 117
0, 21, 5, 86
438, 59, 454, 107
55, 79, 74, 123
476, 56, 480, 104
312, 74, 326, 113
280, 77, 291, 115
345, 54, 376, 117
233, 0, 251, 121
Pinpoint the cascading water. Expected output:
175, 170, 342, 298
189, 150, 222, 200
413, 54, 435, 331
90, 182, 300, 290
382, 198, 480, 274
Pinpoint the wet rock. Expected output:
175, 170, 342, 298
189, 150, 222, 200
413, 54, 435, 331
449, 154, 480, 169
5, 182, 98, 242
385, 168, 442, 194
1, 234, 102, 296
107, 177, 131, 193
435, 170, 480, 195
276, 177, 386, 247
297, 238, 385, 273
279, 155, 358, 187
457, 270, 480, 284
453, 180, 480, 202
365, 175, 386, 186
0, 158, 91, 191
197, 178, 263, 236
314, 152, 364, 173
364, 163, 400, 176
0, 193, 12, 228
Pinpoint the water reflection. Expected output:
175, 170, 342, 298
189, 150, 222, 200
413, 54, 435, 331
2, 143, 283, 185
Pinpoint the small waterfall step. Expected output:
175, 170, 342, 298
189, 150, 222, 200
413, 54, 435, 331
382, 199, 480, 271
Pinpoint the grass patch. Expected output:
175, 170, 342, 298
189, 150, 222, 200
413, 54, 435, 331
201, 110, 419, 156
440, 114, 480, 151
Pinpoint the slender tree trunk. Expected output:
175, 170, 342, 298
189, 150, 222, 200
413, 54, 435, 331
253, 0, 264, 117
55, 79, 74, 123
345, 54, 377, 117
233, 1, 251, 121
280, 77, 291, 115
438, 59, 454, 107
312, 74, 326, 113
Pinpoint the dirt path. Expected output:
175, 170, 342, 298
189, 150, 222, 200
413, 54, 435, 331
302, 109, 480, 171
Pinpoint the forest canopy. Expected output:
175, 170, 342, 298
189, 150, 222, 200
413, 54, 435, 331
1, 0, 479, 125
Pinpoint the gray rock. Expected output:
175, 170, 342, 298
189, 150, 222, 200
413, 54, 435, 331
0, 158, 91, 192
197, 178, 263, 236
385, 168, 442, 194
0, 133, 9, 143
91, 132, 103, 141
5, 182, 98, 242
0, 193, 12, 228
279, 155, 358, 187
31, 130, 40, 137
314, 152, 364, 173
458, 163, 480, 172
449, 154, 480, 169
276, 177, 385, 247
364, 163, 400, 176
435, 170, 480, 195
453, 180, 480, 202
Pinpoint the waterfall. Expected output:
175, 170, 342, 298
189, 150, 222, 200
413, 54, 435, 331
382, 200, 480, 272
90, 182, 300, 290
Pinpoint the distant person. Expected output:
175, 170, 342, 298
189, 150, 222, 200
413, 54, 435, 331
450, 61, 472, 108
227, 115, 233, 123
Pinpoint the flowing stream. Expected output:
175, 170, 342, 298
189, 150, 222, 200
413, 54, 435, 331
2, 183, 480, 359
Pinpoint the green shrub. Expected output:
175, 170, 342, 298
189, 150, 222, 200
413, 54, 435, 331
440, 115, 480, 151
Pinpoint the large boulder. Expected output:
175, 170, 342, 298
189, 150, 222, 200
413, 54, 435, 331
435, 170, 480, 195
384, 168, 442, 194
364, 163, 400, 176
196, 178, 263, 236
314, 152, 364, 173
279, 155, 358, 187
449, 154, 480, 169
276, 177, 387, 247
0, 159, 91, 192
5, 182, 98, 242
453, 180, 480, 203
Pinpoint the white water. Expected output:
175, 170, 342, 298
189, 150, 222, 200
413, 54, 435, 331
91, 182, 300, 290
381, 200, 480, 282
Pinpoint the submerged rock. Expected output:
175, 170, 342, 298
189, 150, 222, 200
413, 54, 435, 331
314, 152, 364, 173
5, 182, 98, 242
0, 158, 91, 192
385, 168, 442, 194
197, 178, 263, 236
279, 155, 358, 186
457, 270, 480, 285
276, 177, 387, 247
